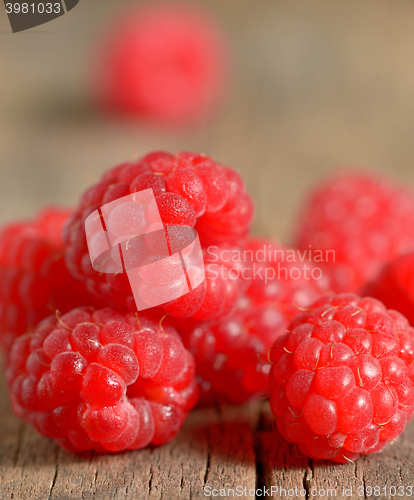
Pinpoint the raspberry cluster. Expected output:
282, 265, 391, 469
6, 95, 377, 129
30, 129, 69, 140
296, 171, 414, 293
7, 308, 197, 453
269, 293, 414, 462
4, 153, 414, 464
63, 151, 254, 320
0, 208, 93, 354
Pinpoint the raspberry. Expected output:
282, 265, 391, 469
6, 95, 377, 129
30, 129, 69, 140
364, 253, 414, 326
181, 238, 330, 406
0, 207, 94, 354
269, 293, 414, 463
243, 238, 331, 316
90, 2, 230, 125
182, 304, 281, 406
295, 170, 414, 293
6, 308, 197, 453
63, 151, 254, 321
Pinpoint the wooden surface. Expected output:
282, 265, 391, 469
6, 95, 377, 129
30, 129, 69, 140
2, 0, 414, 498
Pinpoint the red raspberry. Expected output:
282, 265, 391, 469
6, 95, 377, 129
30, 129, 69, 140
6, 308, 197, 453
295, 170, 414, 293
63, 151, 254, 320
181, 238, 330, 406
364, 253, 414, 326
0, 208, 94, 354
91, 2, 230, 125
243, 238, 331, 315
182, 304, 282, 406
146, 242, 249, 325
269, 293, 414, 463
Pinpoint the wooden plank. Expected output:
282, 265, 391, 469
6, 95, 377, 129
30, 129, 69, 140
200, 404, 259, 500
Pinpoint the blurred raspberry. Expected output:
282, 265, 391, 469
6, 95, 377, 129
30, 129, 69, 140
364, 253, 414, 326
181, 238, 330, 406
6, 308, 197, 453
243, 238, 331, 315
91, 1, 230, 125
0, 207, 94, 355
269, 293, 414, 463
63, 151, 254, 321
295, 170, 414, 293
182, 304, 281, 406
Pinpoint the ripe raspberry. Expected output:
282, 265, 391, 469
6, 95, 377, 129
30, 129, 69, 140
181, 238, 330, 406
63, 151, 254, 320
364, 253, 414, 326
295, 170, 414, 293
0, 208, 94, 354
269, 293, 414, 463
91, 2, 230, 125
142, 242, 249, 327
6, 308, 197, 453
182, 304, 281, 406
243, 238, 331, 315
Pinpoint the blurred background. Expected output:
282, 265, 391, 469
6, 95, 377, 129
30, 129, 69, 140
1, 0, 414, 242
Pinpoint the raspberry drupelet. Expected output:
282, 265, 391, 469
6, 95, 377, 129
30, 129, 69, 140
269, 293, 414, 463
91, 2, 230, 125
6, 307, 198, 453
0, 207, 94, 355
181, 238, 330, 406
295, 170, 414, 293
63, 151, 254, 320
